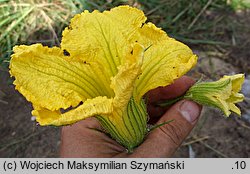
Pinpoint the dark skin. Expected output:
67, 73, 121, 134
60, 76, 202, 157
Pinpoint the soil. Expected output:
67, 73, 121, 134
0, 70, 60, 157
0, 51, 250, 157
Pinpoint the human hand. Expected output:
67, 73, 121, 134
60, 76, 202, 157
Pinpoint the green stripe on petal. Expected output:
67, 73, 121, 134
135, 39, 197, 101
10, 44, 113, 111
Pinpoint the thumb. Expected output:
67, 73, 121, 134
130, 100, 202, 157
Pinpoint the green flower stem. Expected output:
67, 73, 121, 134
157, 92, 206, 109
96, 97, 148, 153
157, 95, 184, 107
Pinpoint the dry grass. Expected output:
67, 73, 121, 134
0, 0, 85, 68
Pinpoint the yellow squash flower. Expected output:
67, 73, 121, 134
9, 6, 197, 151
184, 74, 245, 116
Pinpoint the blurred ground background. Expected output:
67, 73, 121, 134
0, 0, 250, 157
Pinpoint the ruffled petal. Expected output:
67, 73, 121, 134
61, 7, 134, 77
10, 44, 113, 111
108, 5, 147, 37
132, 22, 170, 48
135, 39, 197, 100
111, 43, 144, 107
61, 5, 170, 79
107, 6, 169, 47
32, 96, 113, 126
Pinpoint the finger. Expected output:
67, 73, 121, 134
60, 117, 125, 157
60, 118, 101, 157
147, 76, 195, 103
130, 100, 202, 157
147, 76, 195, 122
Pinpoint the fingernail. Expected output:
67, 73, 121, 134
179, 100, 200, 124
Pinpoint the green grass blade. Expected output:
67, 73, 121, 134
0, 6, 34, 42
0, 12, 21, 27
